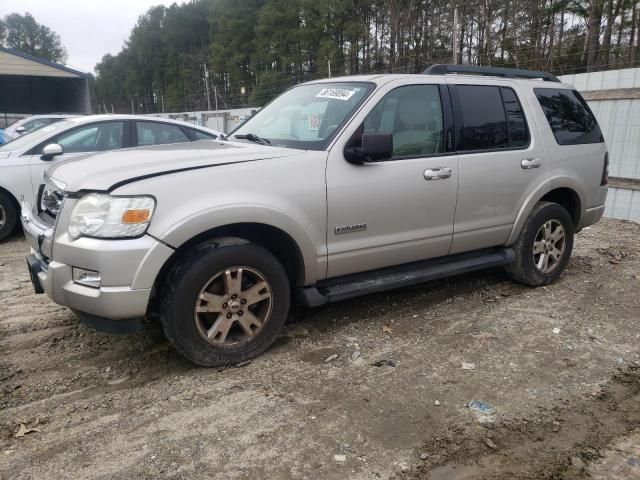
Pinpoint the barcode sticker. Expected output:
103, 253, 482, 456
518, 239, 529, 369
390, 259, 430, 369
316, 88, 357, 101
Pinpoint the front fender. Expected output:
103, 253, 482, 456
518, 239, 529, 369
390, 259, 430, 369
111, 150, 328, 285
150, 204, 324, 285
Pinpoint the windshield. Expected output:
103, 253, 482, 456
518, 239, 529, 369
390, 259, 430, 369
231, 82, 374, 150
0, 119, 76, 152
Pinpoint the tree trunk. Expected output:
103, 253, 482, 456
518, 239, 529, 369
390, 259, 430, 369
586, 0, 603, 72
614, 2, 625, 67
558, 8, 564, 57
630, 3, 639, 64
600, 0, 623, 68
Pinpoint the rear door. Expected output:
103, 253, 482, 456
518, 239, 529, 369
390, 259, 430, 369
449, 80, 549, 254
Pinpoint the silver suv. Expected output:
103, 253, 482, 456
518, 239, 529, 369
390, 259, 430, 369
22, 65, 608, 367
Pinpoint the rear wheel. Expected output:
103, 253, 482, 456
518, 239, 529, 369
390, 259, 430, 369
0, 192, 17, 242
160, 241, 290, 367
506, 201, 574, 286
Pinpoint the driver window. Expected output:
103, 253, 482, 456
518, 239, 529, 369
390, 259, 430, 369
56, 122, 125, 153
360, 85, 444, 158
24, 119, 51, 132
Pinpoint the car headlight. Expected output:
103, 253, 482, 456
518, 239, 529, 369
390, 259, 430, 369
40, 178, 67, 216
68, 194, 155, 239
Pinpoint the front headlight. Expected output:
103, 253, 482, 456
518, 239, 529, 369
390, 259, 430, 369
68, 194, 155, 239
41, 178, 67, 216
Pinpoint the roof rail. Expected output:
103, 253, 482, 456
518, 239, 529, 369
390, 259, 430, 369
423, 64, 560, 82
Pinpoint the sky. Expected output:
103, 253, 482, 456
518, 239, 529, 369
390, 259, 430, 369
0, 0, 189, 74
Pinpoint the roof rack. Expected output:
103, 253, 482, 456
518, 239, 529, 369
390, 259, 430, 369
423, 64, 560, 82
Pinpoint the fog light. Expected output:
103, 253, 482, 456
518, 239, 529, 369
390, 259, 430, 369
72, 268, 101, 288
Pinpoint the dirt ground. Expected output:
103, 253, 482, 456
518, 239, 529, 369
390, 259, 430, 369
1, 218, 639, 480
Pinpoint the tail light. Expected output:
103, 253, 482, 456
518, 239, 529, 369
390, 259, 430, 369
601, 152, 609, 186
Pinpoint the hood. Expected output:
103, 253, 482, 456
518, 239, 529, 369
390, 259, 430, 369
47, 140, 302, 193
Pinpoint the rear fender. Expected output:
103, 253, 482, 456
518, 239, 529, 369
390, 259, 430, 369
506, 177, 584, 245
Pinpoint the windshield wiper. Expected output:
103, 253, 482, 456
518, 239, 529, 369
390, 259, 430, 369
233, 133, 271, 145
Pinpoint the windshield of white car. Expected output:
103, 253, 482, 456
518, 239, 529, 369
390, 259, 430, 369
0, 120, 76, 152
230, 82, 374, 150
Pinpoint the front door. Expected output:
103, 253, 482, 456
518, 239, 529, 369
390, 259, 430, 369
326, 82, 459, 278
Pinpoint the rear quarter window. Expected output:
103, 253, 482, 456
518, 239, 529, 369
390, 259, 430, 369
193, 129, 218, 140
534, 88, 603, 145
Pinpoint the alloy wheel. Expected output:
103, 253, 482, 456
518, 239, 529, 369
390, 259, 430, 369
533, 220, 566, 274
194, 267, 273, 345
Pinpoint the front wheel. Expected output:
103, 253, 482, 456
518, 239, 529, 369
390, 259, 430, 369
0, 192, 18, 242
506, 201, 574, 286
159, 241, 291, 367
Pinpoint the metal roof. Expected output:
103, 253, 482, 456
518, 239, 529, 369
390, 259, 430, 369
0, 47, 89, 78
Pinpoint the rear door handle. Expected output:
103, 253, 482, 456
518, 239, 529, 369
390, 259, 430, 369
424, 167, 453, 180
521, 158, 541, 169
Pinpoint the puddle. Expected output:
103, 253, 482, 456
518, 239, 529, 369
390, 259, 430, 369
300, 347, 338, 364
429, 464, 478, 480
429, 463, 479, 480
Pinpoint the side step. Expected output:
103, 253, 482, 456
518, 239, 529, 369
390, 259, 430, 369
298, 248, 515, 307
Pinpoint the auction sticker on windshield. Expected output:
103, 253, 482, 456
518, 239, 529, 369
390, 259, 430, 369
316, 88, 357, 101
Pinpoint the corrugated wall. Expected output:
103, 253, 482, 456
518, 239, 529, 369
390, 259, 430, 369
604, 187, 640, 221
560, 68, 640, 181
560, 69, 640, 222
584, 100, 640, 179
560, 67, 640, 91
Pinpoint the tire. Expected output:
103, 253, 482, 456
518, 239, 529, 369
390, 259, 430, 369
159, 240, 291, 367
0, 191, 18, 242
506, 201, 574, 286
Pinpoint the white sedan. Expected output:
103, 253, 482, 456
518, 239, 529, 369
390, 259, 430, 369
3, 114, 76, 141
0, 114, 223, 241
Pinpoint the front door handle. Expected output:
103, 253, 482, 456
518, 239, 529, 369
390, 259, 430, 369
521, 158, 541, 169
424, 167, 453, 180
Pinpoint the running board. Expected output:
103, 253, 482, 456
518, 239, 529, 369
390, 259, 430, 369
298, 248, 515, 307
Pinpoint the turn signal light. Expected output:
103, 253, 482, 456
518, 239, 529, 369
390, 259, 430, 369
121, 209, 151, 224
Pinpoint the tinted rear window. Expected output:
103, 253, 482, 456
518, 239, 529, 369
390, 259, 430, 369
457, 85, 509, 150
534, 88, 603, 145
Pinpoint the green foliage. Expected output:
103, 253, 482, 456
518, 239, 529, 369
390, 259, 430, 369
0, 13, 67, 63
94, 0, 640, 112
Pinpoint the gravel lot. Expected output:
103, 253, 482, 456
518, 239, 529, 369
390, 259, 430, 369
1, 219, 639, 480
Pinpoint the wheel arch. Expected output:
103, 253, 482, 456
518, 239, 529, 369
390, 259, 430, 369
507, 181, 583, 245
148, 222, 307, 319
539, 188, 581, 226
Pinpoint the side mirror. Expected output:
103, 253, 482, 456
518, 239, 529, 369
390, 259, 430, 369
344, 133, 393, 163
41, 143, 64, 161
15, 126, 26, 134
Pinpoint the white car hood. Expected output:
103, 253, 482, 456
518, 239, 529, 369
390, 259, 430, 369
47, 140, 303, 193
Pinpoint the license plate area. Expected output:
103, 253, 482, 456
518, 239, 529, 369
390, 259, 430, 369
21, 201, 53, 256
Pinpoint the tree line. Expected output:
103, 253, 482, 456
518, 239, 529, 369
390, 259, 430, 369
0, 13, 67, 63
89, 0, 640, 113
